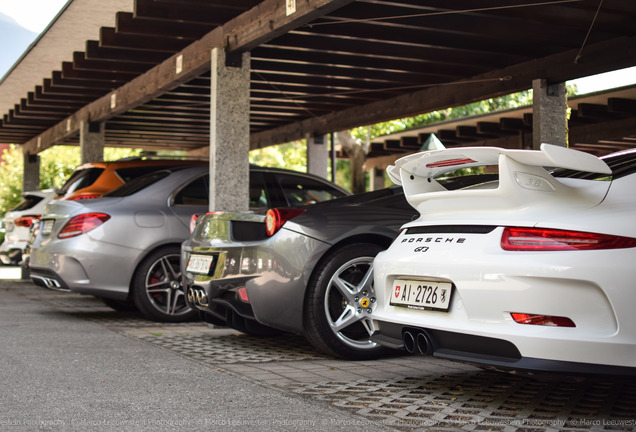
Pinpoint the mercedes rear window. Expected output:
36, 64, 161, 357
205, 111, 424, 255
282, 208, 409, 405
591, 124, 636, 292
104, 171, 171, 197
274, 173, 348, 207
114, 165, 185, 183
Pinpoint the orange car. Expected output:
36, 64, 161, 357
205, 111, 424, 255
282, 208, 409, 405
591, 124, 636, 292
56, 158, 208, 201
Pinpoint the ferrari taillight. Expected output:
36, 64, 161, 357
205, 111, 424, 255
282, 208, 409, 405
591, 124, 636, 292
237, 287, 249, 302
190, 214, 201, 233
265, 208, 306, 236
58, 213, 111, 239
190, 212, 223, 233
511, 313, 575, 327
14, 215, 40, 227
501, 227, 636, 251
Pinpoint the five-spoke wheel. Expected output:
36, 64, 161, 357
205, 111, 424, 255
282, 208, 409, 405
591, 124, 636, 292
304, 243, 390, 360
132, 246, 197, 322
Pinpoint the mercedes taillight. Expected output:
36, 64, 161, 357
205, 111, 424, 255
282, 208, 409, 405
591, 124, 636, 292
57, 213, 111, 239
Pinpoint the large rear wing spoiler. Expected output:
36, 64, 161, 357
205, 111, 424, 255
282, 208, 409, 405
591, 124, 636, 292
387, 144, 612, 215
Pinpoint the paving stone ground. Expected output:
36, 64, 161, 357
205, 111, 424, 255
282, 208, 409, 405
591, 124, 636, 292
4, 275, 636, 431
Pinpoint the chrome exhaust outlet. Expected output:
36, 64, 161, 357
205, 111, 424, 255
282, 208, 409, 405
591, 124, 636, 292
403, 330, 416, 354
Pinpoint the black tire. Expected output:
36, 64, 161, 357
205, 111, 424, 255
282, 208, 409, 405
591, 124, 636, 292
304, 243, 391, 360
101, 297, 138, 312
131, 246, 198, 322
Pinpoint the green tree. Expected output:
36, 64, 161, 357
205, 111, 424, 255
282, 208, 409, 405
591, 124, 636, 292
249, 141, 307, 172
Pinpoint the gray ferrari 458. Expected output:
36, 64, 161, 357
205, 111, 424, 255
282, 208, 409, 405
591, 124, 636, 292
182, 186, 419, 359
183, 173, 497, 359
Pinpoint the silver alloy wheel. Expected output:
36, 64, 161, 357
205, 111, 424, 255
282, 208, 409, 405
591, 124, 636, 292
143, 253, 191, 317
323, 256, 379, 350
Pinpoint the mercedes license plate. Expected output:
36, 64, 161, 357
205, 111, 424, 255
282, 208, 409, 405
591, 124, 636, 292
41, 219, 54, 236
186, 254, 214, 274
390, 279, 452, 311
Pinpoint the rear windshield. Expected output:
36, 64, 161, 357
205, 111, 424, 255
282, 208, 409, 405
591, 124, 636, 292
10, 194, 44, 211
57, 168, 104, 195
104, 171, 172, 197
114, 165, 188, 183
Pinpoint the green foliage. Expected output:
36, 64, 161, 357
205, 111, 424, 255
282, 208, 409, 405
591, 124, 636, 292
351, 90, 533, 142
249, 141, 307, 172
250, 141, 355, 191
0, 146, 24, 218
0, 145, 142, 216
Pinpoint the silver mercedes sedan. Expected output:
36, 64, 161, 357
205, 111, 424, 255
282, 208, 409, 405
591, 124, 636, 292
29, 165, 348, 322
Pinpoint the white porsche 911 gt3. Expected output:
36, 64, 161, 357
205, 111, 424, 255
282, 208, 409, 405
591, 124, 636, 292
371, 144, 636, 377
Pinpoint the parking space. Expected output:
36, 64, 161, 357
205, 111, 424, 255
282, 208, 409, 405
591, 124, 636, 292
3, 274, 636, 431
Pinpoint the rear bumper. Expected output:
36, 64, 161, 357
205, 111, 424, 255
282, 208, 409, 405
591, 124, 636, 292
29, 267, 70, 291
372, 320, 636, 378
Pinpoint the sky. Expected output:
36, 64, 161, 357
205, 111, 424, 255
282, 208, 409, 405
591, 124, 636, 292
0, 0, 634, 94
0, 0, 68, 33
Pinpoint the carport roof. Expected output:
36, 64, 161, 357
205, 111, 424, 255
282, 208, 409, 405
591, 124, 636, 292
0, 0, 635, 156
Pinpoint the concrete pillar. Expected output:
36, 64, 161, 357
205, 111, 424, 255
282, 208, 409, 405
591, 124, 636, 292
22, 150, 40, 192
307, 134, 328, 179
209, 47, 250, 212
532, 79, 567, 149
79, 120, 104, 163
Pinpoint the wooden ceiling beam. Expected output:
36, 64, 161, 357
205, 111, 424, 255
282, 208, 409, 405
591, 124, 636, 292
23, 0, 354, 153
250, 35, 636, 149
115, 11, 214, 39
100, 27, 193, 52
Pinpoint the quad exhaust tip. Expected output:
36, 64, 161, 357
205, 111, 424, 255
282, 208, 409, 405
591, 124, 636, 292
403, 329, 433, 355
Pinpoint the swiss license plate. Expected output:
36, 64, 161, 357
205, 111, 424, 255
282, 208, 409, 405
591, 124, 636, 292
41, 219, 54, 236
186, 254, 214, 274
390, 279, 452, 311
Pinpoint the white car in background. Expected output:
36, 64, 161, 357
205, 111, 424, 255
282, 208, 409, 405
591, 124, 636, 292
371, 144, 636, 377
0, 189, 56, 265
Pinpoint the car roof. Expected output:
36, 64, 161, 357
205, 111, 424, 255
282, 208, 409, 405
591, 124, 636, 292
72, 158, 208, 170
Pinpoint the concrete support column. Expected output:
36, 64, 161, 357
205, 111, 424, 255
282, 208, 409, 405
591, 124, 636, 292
307, 134, 328, 179
80, 120, 104, 163
22, 150, 40, 192
209, 47, 250, 212
532, 79, 567, 149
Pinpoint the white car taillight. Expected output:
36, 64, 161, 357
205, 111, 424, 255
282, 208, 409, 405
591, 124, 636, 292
511, 313, 575, 327
57, 213, 111, 239
501, 227, 636, 251
14, 215, 40, 228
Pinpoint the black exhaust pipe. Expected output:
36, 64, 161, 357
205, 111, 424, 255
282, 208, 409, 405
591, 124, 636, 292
402, 328, 433, 355
416, 331, 432, 355
403, 330, 416, 353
